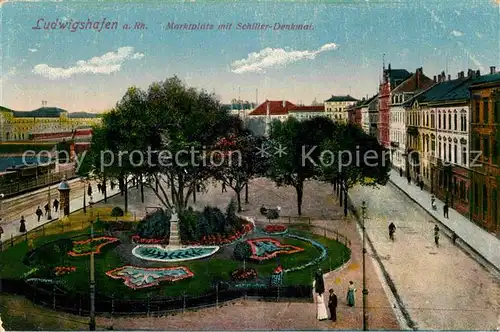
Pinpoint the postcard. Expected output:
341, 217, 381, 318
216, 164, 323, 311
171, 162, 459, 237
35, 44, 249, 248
0, 0, 499, 331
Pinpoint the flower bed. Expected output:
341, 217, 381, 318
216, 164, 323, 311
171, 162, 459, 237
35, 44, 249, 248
263, 224, 288, 235
132, 245, 219, 262
106, 266, 194, 289
282, 234, 328, 273
231, 268, 258, 281
246, 238, 304, 261
68, 236, 119, 257
54, 266, 76, 276
131, 235, 167, 245
184, 222, 254, 246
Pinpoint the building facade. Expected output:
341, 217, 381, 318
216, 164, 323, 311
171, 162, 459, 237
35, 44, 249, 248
247, 100, 295, 136
0, 106, 101, 142
469, 69, 500, 235
324, 95, 358, 122
378, 65, 412, 148
361, 94, 378, 134
288, 105, 325, 120
389, 67, 434, 171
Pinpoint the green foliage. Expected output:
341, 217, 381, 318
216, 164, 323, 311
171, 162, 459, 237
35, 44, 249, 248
233, 242, 252, 261
202, 206, 227, 234
136, 210, 171, 239
25, 238, 73, 266
178, 207, 199, 241
225, 199, 238, 227
110, 206, 124, 217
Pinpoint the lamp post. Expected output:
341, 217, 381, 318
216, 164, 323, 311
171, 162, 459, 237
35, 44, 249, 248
82, 179, 87, 214
88, 196, 95, 331
361, 201, 368, 331
47, 172, 52, 220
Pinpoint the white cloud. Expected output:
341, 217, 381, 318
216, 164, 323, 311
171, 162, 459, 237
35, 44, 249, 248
231, 43, 338, 74
454, 10, 461, 16
476, 32, 483, 38
451, 30, 463, 37
33, 46, 144, 79
28, 48, 38, 53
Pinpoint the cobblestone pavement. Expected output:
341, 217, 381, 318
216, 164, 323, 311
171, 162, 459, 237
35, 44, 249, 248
350, 183, 500, 330
97, 179, 400, 330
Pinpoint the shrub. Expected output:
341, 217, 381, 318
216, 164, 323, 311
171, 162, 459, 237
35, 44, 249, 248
266, 209, 279, 220
136, 210, 171, 239
233, 241, 252, 261
179, 208, 200, 242
260, 205, 267, 215
225, 199, 238, 227
25, 238, 73, 266
202, 206, 227, 234
110, 206, 124, 217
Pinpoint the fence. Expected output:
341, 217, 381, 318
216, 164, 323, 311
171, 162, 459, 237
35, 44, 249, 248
0, 169, 77, 197
0, 277, 312, 316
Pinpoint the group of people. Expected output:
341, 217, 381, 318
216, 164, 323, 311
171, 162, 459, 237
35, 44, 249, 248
314, 269, 356, 323
387, 222, 442, 247
35, 199, 60, 222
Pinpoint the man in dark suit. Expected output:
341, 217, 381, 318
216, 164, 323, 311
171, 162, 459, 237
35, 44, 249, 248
328, 289, 338, 322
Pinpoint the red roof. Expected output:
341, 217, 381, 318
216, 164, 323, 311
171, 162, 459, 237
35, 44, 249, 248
248, 100, 296, 116
288, 105, 324, 113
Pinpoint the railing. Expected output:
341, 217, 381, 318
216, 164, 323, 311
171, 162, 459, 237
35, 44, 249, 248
0, 169, 77, 197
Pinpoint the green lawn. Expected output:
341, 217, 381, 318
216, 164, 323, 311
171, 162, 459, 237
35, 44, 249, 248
0, 222, 350, 301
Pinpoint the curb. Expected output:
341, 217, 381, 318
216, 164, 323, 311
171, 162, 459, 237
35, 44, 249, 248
388, 180, 500, 277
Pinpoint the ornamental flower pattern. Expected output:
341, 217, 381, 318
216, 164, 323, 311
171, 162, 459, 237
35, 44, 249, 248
263, 224, 288, 234
246, 238, 304, 261
106, 266, 194, 289
68, 236, 119, 257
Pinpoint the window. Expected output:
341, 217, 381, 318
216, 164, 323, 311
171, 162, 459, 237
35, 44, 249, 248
484, 137, 490, 160
443, 113, 447, 129
454, 114, 458, 131
449, 114, 452, 130
483, 98, 489, 123
454, 144, 457, 164
475, 101, 480, 123
426, 114, 429, 127
495, 99, 500, 124
439, 113, 442, 128
462, 147, 467, 166
493, 140, 498, 165
431, 114, 435, 128
443, 143, 446, 161
439, 142, 442, 158
449, 143, 452, 162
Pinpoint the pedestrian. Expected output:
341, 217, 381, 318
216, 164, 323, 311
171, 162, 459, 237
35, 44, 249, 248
346, 280, 356, 307
53, 198, 59, 212
110, 181, 116, 191
314, 268, 328, 321
0, 222, 3, 241
389, 222, 396, 241
35, 206, 43, 222
452, 232, 458, 244
420, 180, 424, 190
434, 224, 440, 247
399, 167, 403, 177
407, 176, 411, 185
44, 203, 50, 215
97, 183, 102, 194
328, 289, 338, 322
19, 216, 26, 233
443, 203, 449, 218
221, 182, 227, 193
87, 183, 93, 197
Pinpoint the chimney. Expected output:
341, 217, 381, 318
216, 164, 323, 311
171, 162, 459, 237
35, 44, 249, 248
476, 70, 480, 77
467, 69, 474, 77
416, 68, 420, 87
282, 100, 286, 108
433, 75, 437, 82
266, 101, 270, 117
490, 66, 496, 74
448, 74, 451, 81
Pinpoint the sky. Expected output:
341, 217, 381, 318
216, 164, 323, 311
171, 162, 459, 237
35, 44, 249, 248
1, 0, 499, 113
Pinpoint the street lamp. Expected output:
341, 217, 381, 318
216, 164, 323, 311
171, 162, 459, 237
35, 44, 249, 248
47, 172, 52, 220
361, 201, 368, 331
81, 179, 87, 214
88, 196, 95, 331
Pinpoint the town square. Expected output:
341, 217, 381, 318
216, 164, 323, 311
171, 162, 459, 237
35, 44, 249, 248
0, 1, 499, 331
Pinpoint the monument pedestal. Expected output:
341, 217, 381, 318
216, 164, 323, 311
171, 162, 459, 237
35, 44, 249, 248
169, 221, 180, 248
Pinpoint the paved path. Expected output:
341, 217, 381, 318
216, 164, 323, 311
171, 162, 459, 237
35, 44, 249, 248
350, 181, 500, 330
0, 179, 121, 243
389, 169, 500, 271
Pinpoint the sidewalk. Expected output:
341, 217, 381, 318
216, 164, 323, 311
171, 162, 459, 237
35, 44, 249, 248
388, 169, 500, 272
0, 182, 122, 244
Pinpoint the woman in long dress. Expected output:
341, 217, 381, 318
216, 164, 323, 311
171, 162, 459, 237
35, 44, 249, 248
19, 216, 26, 233
316, 292, 329, 321
346, 280, 356, 307
314, 268, 329, 320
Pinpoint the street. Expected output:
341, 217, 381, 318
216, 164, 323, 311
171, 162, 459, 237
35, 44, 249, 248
350, 181, 500, 330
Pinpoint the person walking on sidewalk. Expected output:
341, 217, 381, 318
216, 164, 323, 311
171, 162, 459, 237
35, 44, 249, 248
19, 216, 26, 233
44, 203, 50, 216
389, 222, 396, 241
420, 180, 424, 190
328, 289, 338, 322
35, 206, 43, 222
221, 182, 227, 193
0, 221, 4, 241
346, 281, 356, 307
399, 167, 403, 177
53, 199, 59, 212
407, 175, 411, 185
434, 224, 440, 247
97, 183, 102, 194
443, 203, 449, 218
87, 183, 93, 197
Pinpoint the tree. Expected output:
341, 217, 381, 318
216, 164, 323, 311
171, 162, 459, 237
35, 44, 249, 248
211, 131, 268, 212
267, 117, 336, 215
319, 123, 390, 216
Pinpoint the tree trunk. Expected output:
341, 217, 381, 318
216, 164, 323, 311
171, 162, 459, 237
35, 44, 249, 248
193, 183, 197, 203
119, 177, 124, 196
103, 176, 107, 203
237, 190, 242, 212
344, 186, 348, 217
124, 176, 128, 213
83, 186, 86, 213
296, 182, 304, 216
140, 174, 144, 203
245, 182, 249, 204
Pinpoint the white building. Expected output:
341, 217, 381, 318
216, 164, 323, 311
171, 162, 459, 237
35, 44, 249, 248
361, 94, 378, 134
247, 100, 294, 136
324, 95, 358, 123
289, 105, 325, 121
